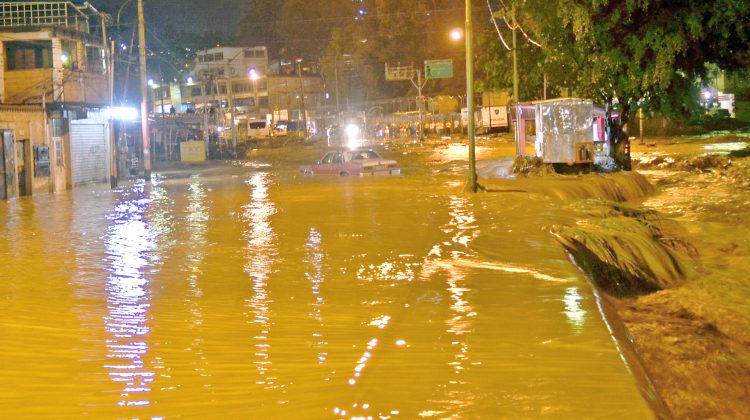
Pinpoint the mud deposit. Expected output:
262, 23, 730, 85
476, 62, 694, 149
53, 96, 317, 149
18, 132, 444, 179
542, 135, 750, 419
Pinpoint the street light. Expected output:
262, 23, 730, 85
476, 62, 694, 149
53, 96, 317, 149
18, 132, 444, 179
450, 28, 463, 42
248, 67, 260, 113
296, 58, 307, 136
462, 4, 478, 192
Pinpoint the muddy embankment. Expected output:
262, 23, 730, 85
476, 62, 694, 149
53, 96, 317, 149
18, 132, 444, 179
506, 151, 750, 419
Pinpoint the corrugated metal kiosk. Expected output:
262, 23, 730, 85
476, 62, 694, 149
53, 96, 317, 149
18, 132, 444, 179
534, 99, 595, 164
70, 116, 110, 186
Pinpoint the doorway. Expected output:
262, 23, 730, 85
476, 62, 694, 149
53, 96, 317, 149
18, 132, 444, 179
1, 130, 17, 200
16, 139, 30, 196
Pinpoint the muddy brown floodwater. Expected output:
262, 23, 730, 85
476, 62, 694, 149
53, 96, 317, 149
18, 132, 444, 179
2, 134, 745, 418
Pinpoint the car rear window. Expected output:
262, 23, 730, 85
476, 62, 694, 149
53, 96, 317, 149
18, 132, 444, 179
350, 150, 380, 160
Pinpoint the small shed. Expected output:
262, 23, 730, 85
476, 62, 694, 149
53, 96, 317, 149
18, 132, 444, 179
534, 98, 595, 164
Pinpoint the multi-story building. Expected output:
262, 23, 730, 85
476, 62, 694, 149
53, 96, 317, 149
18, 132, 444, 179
0, 1, 114, 199
150, 48, 327, 140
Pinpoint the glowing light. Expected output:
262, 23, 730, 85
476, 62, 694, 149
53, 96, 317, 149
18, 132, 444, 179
186, 76, 194, 85
109, 106, 139, 121
60, 53, 69, 63
450, 28, 463, 41
249, 68, 259, 81
563, 287, 586, 330
345, 123, 360, 139
703, 90, 712, 100
147, 78, 154, 87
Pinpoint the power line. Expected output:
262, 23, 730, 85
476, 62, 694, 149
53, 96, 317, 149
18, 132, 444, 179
486, 0, 511, 50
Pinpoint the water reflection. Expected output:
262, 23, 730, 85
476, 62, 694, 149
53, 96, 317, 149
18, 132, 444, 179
305, 228, 328, 365
442, 196, 476, 384
564, 287, 586, 332
183, 176, 209, 376
241, 172, 277, 384
420, 193, 479, 414
103, 181, 157, 407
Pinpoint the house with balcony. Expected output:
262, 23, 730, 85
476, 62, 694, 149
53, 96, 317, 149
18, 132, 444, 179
0, 1, 114, 200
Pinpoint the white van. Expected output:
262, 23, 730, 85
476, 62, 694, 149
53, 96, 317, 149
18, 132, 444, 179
247, 120, 271, 139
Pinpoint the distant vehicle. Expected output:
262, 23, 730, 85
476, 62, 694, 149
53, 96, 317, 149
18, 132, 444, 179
248, 120, 271, 139
479, 106, 509, 133
300, 148, 401, 177
326, 124, 341, 146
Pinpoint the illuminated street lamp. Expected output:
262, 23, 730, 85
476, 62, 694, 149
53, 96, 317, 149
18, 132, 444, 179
248, 67, 260, 112
296, 58, 307, 136
450, 28, 463, 42
462, 4, 478, 192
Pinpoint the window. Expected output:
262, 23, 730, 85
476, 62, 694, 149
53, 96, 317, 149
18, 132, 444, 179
5, 41, 52, 70
214, 52, 224, 61
233, 82, 250, 93
191, 86, 202, 96
62, 41, 78, 70
244, 49, 266, 58
86, 47, 105, 74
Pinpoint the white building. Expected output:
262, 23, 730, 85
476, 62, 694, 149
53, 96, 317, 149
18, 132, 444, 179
191, 46, 269, 79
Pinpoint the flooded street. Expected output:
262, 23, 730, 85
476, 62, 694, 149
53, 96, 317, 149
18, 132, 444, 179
1, 143, 655, 418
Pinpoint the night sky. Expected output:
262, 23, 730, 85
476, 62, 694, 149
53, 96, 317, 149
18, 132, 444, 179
92, 0, 245, 34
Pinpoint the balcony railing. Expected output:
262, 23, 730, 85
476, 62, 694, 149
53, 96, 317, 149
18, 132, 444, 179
0, 1, 91, 33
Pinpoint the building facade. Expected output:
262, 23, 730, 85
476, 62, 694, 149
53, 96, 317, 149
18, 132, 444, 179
149, 48, 327, 141
0, 1, 114, 199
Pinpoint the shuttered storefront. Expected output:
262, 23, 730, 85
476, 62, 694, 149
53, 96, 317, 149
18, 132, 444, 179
70, 123, 107, 185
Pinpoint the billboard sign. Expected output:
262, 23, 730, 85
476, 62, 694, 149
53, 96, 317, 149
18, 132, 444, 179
425, 59, 453, 80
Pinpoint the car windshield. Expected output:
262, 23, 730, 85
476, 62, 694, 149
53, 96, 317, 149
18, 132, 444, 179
348, 150, 381, 160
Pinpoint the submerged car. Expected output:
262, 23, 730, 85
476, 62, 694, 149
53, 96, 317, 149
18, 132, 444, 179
301, 148, 400, 176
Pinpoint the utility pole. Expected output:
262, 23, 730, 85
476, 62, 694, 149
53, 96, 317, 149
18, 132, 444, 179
334, 57, 340, 116
102, 13, 117, 188
227, 78, 237, 158
137, 0, 151, 181
297, 59, 307, 137
416, 69, 424, 141
511, 4, 521, 156
465, 0, 477, 192
201, 76, 209, 155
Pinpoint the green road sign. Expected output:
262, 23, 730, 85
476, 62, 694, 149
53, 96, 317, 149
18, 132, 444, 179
425, 59, 453, 80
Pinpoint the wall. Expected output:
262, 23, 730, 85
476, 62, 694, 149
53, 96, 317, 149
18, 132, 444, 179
0, 105, 54, 195
3, 69, 54, 103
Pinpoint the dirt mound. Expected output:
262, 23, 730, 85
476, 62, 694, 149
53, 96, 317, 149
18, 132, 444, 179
550, 201, 693, 296
616, 288, 750, 419
510, 155, 556, 176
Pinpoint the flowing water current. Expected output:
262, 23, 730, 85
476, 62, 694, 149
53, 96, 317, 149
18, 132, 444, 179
0, 146, 654, 418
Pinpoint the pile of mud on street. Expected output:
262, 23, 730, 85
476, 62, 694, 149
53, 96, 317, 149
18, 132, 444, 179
467, 131, 750, 419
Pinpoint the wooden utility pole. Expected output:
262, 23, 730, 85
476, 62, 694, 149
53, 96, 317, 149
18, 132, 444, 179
137, 0, 151, 181
102, 14, 117, 188
465, 0, 478, 193
297, 59, 307, 136
227, 78, 237, 157
511, 4, 521, 156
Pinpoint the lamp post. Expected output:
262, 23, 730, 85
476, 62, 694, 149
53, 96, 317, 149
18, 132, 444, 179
296, 58, 307, 136
249, 67, 260, 113
459, 2, 478, 192
137, 0, 151, 181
